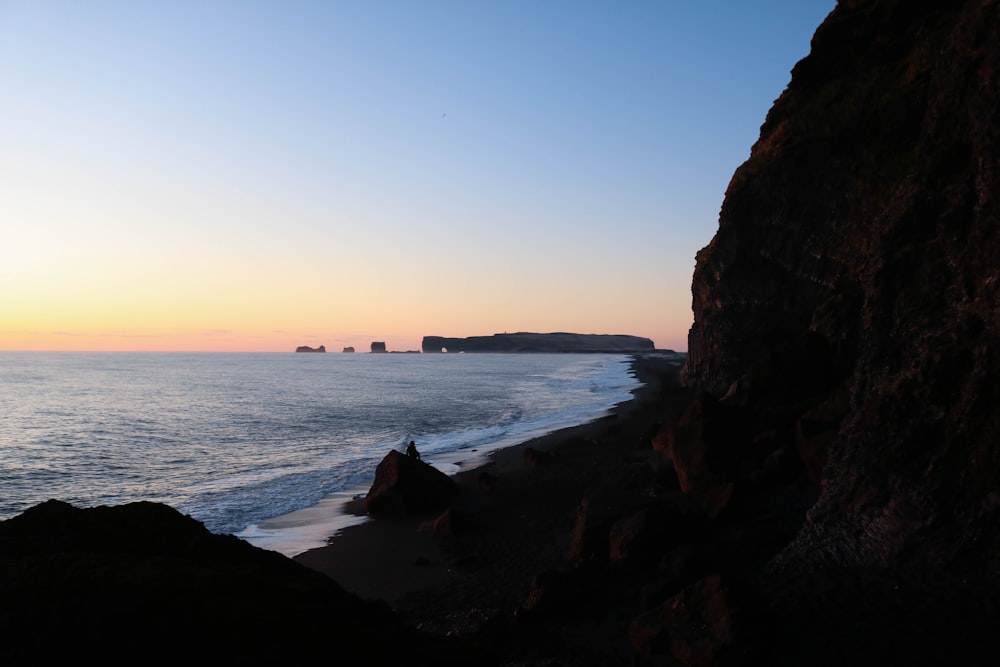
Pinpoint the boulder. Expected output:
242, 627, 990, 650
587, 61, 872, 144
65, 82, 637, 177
476, 470, 497, 491
609, 502, 692, 570
630, 574, 738, 665
419, 507, 473, 536
515, 568, 604, 625
522, 446, 552, 465
567, 497, 613, 563
661, 395, 751, 494
365, 450, 459, 517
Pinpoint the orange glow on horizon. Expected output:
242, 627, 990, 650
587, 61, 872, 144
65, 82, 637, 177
0, 323, 688, 354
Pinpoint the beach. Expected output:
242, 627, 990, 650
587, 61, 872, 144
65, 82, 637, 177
294, 352, 690, 641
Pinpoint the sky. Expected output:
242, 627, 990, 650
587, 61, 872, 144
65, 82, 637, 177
1, 1, 835, 353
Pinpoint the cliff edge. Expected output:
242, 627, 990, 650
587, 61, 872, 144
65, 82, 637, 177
685, 0, 1000, 582
422, 332, 655, 353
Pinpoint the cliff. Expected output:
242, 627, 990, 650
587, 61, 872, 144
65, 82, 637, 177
684, 0, 1000, 601
422, 332, 655, 354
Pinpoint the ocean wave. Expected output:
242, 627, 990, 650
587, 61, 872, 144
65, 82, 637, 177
0, 352, 639, 553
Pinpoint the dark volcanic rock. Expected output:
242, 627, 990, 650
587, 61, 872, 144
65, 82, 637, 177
660, 394, 753, 494
568, 497, 611, 563
684, 0, 1000, 575
421, 332, 655, 353
365, 450, 460, 517
667, 1, 1000, 664
522, 446, 553, 465
0, 500, 453, 664
370, 341, 387, 353
630, 574, 740, 665
420, 507, 474, 536
295, 344, 325, 353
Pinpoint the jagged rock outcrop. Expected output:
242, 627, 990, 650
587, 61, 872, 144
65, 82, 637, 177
342, 346, 355, 353
370, 341, 387, 353
684, 0, 1000, 583
365, 450, 460, 517
295, 345, 326, 353
0, 500, 455, 664
422, 332, 655, 353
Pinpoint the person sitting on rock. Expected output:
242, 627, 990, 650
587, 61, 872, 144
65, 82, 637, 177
406, 440, 421, 460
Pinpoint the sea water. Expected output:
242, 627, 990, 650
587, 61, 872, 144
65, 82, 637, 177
0, 352, 651, 555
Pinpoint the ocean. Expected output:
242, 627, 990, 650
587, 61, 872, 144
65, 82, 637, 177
0, 351, 657, 556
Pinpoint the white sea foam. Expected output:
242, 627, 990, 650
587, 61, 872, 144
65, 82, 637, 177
0, 351, 651, 555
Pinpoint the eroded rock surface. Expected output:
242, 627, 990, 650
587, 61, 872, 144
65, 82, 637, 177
365, 450, 460, 517
685, 0, 1000, 575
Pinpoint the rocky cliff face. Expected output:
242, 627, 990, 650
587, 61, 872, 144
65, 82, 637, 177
684, 0, 1000, 573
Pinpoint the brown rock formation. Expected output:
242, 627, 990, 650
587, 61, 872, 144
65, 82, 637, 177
365, 450, 460, 517
630, 575, 739, 665
295, 345, 326, 353
685, 0, 1000, 576
660, 395, 752, 494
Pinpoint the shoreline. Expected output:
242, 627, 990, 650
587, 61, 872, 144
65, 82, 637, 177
293, 351, 690, 633
245, 351, 680, 557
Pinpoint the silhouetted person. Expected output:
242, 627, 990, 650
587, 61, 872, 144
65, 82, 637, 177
406, 440, 421, 460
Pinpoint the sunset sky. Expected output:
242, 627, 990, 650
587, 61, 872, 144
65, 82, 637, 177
1, 1, 835, 352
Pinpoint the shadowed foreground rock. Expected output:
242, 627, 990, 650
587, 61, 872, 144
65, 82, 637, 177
0, 500, 461, 665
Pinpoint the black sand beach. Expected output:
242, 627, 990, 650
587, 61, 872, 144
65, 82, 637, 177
294, 352, 690, 646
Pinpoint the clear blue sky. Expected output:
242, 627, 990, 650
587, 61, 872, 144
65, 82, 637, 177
1, 1, 835, 352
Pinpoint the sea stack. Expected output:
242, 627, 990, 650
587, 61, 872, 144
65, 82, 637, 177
295, 345, 326, 353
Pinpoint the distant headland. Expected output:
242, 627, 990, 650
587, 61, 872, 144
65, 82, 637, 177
421, 332, 655, 353
295, 333, 655, 354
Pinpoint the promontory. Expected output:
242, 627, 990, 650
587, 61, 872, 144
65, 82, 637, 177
421, 332, 655, 353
